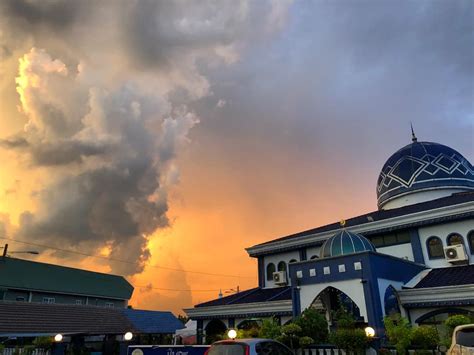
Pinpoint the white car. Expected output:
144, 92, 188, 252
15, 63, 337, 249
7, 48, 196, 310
205, 339, 294, 355
448, 324, 474, 355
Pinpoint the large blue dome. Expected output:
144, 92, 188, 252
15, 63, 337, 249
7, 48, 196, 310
377, 141, 474, 209
320, 230, 375, 258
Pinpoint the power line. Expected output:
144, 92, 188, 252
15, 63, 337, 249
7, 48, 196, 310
134, 285, 220, 292
0, 236, 256, 279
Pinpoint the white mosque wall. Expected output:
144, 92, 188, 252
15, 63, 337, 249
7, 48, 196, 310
418, 219, 474, 268
382, 189, 464, 210
376, 243, 414, 262
299, 279, 368, 322
264, 250, 300, 287
306, 246, 322, 260
408, 306, 474, 326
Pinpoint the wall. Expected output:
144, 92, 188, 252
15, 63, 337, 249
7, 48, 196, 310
264, 250, 300, 287
382, 189, 464, 210
418, 219, 474, 268
376, 243, 414, 261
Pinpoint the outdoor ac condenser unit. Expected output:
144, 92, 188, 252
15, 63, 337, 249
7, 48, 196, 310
273, 271, 287, 285
444, 244, 468, 263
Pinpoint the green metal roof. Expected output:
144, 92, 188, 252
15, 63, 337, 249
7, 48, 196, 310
0, 257, 134, 300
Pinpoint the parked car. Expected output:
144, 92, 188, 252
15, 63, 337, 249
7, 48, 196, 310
448, 324, 474, 355
205, 339, 294, 355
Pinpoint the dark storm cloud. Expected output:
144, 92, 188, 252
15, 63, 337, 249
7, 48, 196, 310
1, 0, 81, 30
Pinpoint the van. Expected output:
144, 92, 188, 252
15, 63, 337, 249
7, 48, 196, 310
448, 324, 474, 355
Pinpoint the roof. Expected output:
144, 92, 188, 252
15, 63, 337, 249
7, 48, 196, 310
195, 286, 291, 308
0, 301, 133, 335
414, 265, 474, 289
123, 309, 184, 333
376, 141, 474, 208
251, 192, 474, 249
320, 230, 375, 258
0, 257, 134, 300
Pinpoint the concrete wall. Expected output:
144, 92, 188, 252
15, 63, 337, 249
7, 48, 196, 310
376, 243, 414, 261
264, 250, 300, 287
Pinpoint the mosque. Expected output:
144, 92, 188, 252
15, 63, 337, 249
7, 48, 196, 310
185, 132, 474, 344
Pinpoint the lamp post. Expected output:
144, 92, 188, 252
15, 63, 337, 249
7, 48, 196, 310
1, 244, 39, 257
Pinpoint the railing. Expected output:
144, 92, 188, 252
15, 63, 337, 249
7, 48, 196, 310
297, 345, 445, 355
2, 348, 50, 355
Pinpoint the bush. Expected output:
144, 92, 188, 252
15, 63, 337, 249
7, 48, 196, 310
295, 308, 328, 344
33, 336, 53, 349
445, 314, 472, 337
411, 326, 439, 349
329, 328, 368, 354
278, 323, 303, 349
258, 317, 281, 340
384, 314, 412, 355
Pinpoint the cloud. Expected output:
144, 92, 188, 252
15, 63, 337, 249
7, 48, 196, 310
0, 1, 293, 276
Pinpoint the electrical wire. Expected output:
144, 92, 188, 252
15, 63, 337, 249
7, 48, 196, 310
0, 236, 256, 279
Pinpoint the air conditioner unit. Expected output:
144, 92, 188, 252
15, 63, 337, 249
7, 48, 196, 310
444, 244, 468, 263
273, 271, 287, 285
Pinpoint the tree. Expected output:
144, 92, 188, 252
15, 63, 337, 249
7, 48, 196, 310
329, 308, 369, 354
410, 326, 439, 350
384, 314, 412, 355
277, 323, 305, 350
258, 318, 281, 340
295, 308, 329, 344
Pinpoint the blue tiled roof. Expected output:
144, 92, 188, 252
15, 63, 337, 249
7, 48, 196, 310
196, 287, 291, 308
320, 230, 375, 258
252, 192, 474, 251
122, 309, 184, 334
414, 265, 474, 289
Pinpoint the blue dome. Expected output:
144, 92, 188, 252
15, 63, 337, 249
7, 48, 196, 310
377, 141, 474, 209
320, 230, 375, 258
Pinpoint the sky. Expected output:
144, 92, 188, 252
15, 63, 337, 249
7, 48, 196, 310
0, 0, 472, 315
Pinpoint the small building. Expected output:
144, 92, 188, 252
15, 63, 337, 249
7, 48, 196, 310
0, 257, 133, 308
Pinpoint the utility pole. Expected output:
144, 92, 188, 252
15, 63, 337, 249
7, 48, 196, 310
2, 244, 7, 257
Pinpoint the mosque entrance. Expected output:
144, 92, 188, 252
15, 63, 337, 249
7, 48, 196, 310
310, 286, 363, 328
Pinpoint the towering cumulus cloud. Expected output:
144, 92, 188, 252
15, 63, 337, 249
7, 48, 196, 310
0, 0, 292, 275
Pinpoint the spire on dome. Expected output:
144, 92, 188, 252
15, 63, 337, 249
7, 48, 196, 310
411, 123, 417, 142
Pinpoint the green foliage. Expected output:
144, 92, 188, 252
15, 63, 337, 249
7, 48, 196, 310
410, 326, 439, 349
33, 336, 53, 349
299, 336, 314, 347
333, 308, 356, 329
384, 314, 412, 355
295, 308, 329, 343
445, 314, 472, 337
22, 345, 35, 355
258, 318, 281, 340
329, 328, 368, 354
278, 323, 303, 349
237, 327, 260, 339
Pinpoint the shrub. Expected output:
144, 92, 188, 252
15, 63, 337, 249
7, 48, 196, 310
258, 317, 281, 339
410, 326, 439, 349
384, 314, 412, 355
295, 308, 328, 343
329, 328, 369, 354
278, 323, 302, 349
445, 314, 472, 338
33, 336, 53, 349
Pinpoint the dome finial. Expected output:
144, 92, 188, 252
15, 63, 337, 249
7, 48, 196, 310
340, 219, 346, 228
410, 122, 417, 142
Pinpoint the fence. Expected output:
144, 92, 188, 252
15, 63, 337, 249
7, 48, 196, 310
297, 345, 445, 355
2, 349, 50, 355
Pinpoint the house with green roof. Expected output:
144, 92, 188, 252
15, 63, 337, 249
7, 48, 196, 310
0, 257, 134, 308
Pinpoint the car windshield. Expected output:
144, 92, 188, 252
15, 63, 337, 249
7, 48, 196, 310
207, 343, 248, 355
456, 328, 474, 347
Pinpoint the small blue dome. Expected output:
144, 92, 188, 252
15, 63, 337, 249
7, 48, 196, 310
320, 230, 375, 258
377, 141, 474, 209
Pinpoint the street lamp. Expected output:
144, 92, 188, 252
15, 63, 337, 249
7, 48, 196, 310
1, 244, 39, 257
54, 334, 63, 342
364, 326, 375, 338
124, 332, 133, 341
227, 329, 237, 340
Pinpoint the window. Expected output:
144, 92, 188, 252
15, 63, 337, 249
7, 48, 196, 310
42, 297, 55, 304
16, 296, 26, 302
266, 263, 276, 281
309, 255, 319, 260
427, 236, 444, 259
468, 231, 474, 255
277, 261, 287, 274
370, 231, 411, 247
289, 259, 297, 263
447, 233, 465, 247
75, 300, 82, 305
105, 302, 114, 308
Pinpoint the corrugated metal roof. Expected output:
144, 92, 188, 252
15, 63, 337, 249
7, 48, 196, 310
0, 257, 133, 300
123, 309, 184, 333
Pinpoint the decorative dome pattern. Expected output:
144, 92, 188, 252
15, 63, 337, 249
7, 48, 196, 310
377, 141, 474, 209
320, 230, 376, 258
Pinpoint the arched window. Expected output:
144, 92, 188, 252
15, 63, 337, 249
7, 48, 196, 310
447, 233, 465, 247
289, 259, 297, 264
277, 261, 287, 274
384, 286, 400, 316
310, 255, 319, 260
427, 236, 444, 259
266, 263, 275, 281
468, 231, 474, 255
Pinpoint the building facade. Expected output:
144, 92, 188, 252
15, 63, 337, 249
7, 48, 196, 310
0, 257, 134, 308
185, 137, 474, 343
